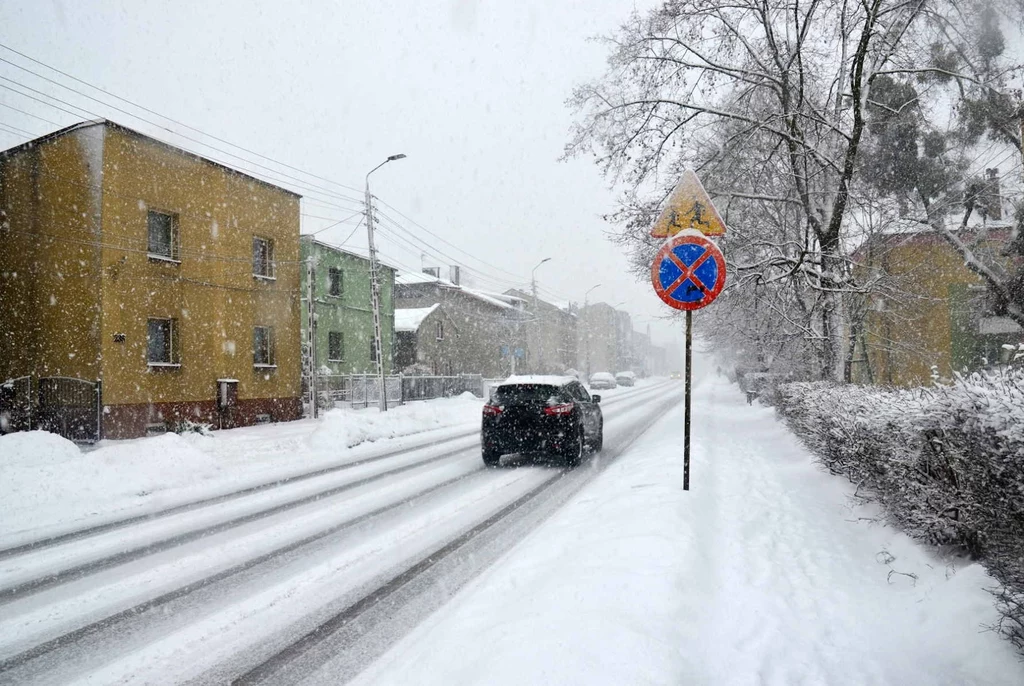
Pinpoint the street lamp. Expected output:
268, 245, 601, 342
582, 284, 601, 379
365, 153, 406, 412
525, 257, 552, 374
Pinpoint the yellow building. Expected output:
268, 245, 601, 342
852, 229, 1020, 386
0, 120, 302, 438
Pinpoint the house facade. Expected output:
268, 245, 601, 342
504, 289, 577, 375
394, 303, 463, 374
852, 228, 1022, 386
300, 237, 396, 377
395, 272, 523, 377
0, 120, 303, 438
577, 302, 629, 377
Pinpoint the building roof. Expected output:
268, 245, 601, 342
396, 271, 522, 311
0, 119, 302, 200
394, 304, 440, 332
852, 226, 1014, 261
300, 236, 397, 272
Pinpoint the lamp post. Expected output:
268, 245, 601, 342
529, 257, 551, 373
582, 284, 601, 379
366, 153, 406, 412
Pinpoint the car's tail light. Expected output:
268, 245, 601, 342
543, 402, 574, 416
483, 404, 503, 416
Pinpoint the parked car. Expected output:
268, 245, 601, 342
615, 371, 636, 387
481, 375, 603, 468
589, 372, 617, 390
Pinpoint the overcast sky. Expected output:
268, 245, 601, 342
0, 0, 681, 348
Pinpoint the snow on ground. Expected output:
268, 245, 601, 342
0, 393, 483, 546
351, 370, 1024, 686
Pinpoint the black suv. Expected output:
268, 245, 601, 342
481, 376, 603, 468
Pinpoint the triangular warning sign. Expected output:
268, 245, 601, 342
649, 169, 727, 238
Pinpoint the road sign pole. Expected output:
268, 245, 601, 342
684, 309, 692, 491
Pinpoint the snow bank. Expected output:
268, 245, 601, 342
0, 394, 484, 545
1, 430, 219, 541
307, 393, 482, 451
775, 367, 1024, 650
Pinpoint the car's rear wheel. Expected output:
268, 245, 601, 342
588, 419, 603, 453
483, 447, 502, 467
563, 425, 584, 468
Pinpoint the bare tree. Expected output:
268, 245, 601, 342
566, 0, 1021, 379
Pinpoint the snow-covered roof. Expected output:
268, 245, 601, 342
301, 237, 398, 271
396, 271, 455, 287
461, 287, 518, 311
395, 304, 440, 332
396, 272, 519, 312
499, 375, 575, 387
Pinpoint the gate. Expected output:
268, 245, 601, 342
0, 376, 33, 433
35, 377, 101, 443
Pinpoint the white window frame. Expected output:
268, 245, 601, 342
252, 236, 276, 280
436, 321, 444, 341
253, 325, 276, 368
147, 317, 181, 367
147, 210, 180, 263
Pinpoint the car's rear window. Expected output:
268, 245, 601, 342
492, 384, 562, 404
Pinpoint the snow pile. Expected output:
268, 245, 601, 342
307, 393, 482, 451
0, 430, 219, 540
775, 367, 1024, 650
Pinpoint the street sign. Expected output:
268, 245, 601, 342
649, 169, 727, 238
650, 231, 726, 311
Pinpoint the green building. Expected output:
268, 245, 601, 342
300, 237, 396, 376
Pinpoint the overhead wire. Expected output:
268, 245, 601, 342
0, 42, 365, 195
0, 46, 582, 306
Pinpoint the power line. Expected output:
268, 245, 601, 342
0, 42, 365, 195
0, 57, 367, 207
0, 100, 63, 126
0, 73, 367, 215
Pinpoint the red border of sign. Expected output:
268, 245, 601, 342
650, 234, 726, 311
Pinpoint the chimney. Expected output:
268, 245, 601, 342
449, 265, 461, 285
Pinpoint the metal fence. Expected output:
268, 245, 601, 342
1, 376, 101, 442
310, 373, 494, 414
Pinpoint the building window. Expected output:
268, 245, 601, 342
147, 318, 179, 366
147, 210, 179, 261
328, 331, 344, 361
254, 326, 275, 366
328, 267, 343, 297
253, 236, 275, 279
436, 321, 444, 341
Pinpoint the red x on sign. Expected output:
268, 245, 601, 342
651, 233, 726, 311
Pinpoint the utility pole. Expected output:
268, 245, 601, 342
582, 283, 601, 379
530, 257, 551, 373
305, 257, 318, 418
365, 153, 406, 412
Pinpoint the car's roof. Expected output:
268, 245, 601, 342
499, 375, 576, 387
590, 371, 615, 378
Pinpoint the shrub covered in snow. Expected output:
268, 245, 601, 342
774, 368, 1024, 650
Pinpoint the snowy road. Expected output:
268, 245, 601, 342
0, 380, 681, 684
349, 369, 1024, 686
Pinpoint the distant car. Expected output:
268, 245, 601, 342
563, 368, 581, 380
589, 372, 617, 390
670, 370, 682, 380
615, 371, 636, 387
481, 375, 603, 468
